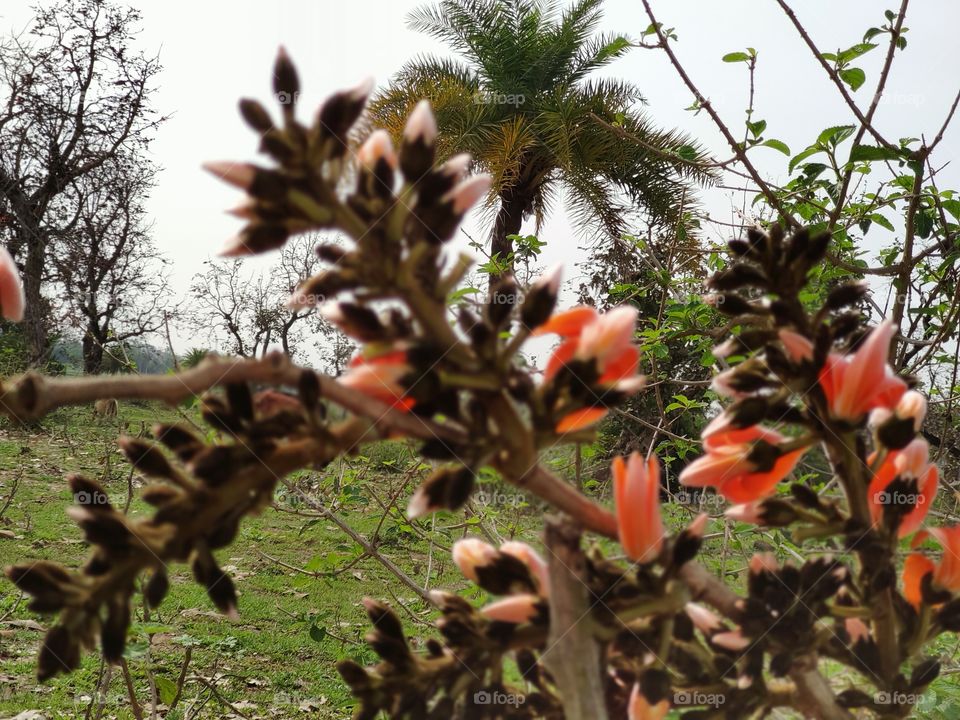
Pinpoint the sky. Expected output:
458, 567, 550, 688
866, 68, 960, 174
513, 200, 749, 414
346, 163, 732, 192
2, 0, 959, 352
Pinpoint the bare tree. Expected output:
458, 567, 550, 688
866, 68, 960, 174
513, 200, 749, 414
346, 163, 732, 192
188, 233, 346, 364
0, 0, 164, 365
52, 152, 172, 373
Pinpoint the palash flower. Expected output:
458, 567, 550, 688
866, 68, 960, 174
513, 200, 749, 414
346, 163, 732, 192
903, 526, 960, 608
903, 553, 936, 609
627, 683, 670, 720
499, 541, 550, 597
480, 594, 540, 623
679, 413, 806, 504
452, 538, 550, 594
779, 321, 907, 421
0, 245, 25, 322
451, 538, 498, 583
535, 305, 645, 432
867, 437, 938, 537
612, 452, 664, 563
338, 349, 414, 411
712, 629, 752, 652
685, 602, 723, 634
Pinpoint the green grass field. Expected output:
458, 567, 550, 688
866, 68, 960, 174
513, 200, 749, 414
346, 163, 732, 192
3, 402, 960, 718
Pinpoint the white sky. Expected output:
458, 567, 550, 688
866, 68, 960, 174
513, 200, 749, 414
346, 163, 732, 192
3, 0, 959, 352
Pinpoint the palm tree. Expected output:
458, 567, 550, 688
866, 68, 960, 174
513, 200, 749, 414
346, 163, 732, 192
368, 0, 716, 276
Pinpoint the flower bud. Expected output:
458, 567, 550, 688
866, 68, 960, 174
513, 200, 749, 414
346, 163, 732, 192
520, 265, 561, 330
444, 174, 491, 214
451, 538, 498, 583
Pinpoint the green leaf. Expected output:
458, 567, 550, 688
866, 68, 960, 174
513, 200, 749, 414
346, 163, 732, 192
789, 145, 824, 173
868, 212, 895, 232
848, 145, 904, 163
156, 676, 177, 706
760, 138, 791, 155
941, 199, 960, 221
817, 125, 856, 147
837, 42, 878, 64
747, 119, 767, 138
309, 623, 327, 643
839, 67, 866, 91
722, 51, 751, 63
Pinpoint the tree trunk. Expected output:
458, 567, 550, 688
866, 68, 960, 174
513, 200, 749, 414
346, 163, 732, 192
21, 225, 49, 366
488, 189, 528, 287
82, 329, 105, 374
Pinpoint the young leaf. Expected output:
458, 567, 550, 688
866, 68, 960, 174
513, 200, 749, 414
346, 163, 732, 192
839, 67, 866, 91
722, 51, 751, 63
761, 139, 791, 156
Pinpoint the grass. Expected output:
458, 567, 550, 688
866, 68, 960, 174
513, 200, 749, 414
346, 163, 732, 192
0, 402, 494, 718
2, 403, 960, 718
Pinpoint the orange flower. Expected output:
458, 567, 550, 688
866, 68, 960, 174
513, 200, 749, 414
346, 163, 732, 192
339, 349, 414, 411
903, 553, 936, 609
0, 245, 24, 322
627, 683, 670, 720
780, 322, 907, 421
903, 526, 960, 608
678, 414, 805, 503
867, 438, 938, 537
612, 453, 664, 564
536, 305, 645, 432
923, 526, 960, 589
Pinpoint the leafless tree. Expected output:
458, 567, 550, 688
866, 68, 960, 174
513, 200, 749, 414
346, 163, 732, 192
188, 233, 348, 365
0, 0, 164, 365
52, 151, 173, 373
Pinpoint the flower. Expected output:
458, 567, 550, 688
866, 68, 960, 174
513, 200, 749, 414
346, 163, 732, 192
403, 100, 437, 145
451, 538, 497, 583
903, 553, 936, 609
338, 349, 414, 411
725, 502, 763, 524
780, 322, 907, 421
612, 452, 664, 563
627, 683, 670, 720
444, 174, 492, 214
452, 538, 550, 596
712, 629, 752, 651
685, 602, 723, 634
356, 129, 397, 170
499, 541, 550, 597
903, 526, 960, 608
678, 414, 805, 503
867, 438, 938, 537
480, 594, 540, 623
0, 245, 25, 322
535, 305, 645, 432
